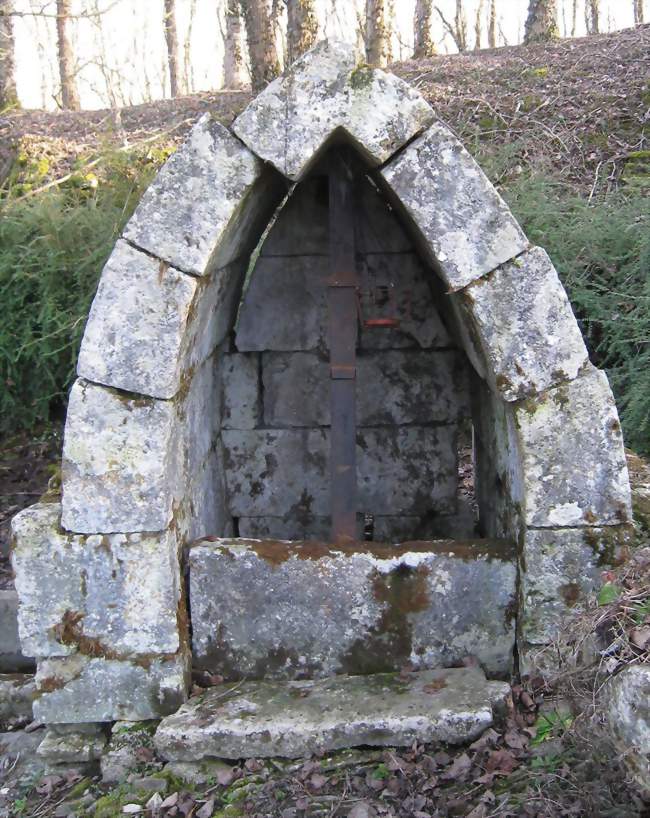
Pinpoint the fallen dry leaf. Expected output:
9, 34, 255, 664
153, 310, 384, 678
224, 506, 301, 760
485, 749, 519, 775
630, 626, 650, 650
441, 752, 472, 781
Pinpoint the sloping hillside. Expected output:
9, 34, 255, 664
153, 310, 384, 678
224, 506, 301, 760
2, 24, 648, 197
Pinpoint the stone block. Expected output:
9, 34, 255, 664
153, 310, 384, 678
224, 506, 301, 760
155, 667, 510, 760
604, 666, 650, 793
262, 350, 469, 427
61, 380, 177, 533
63, 350, 222, 533
520, 526, 634, 646
37, 724, 107, 763
0, 729, 49, 784
222, 353, 261, 429
236, 256, 328, 351
261, 175, 414, 256
515, 368, 632, 527
189, 538, 516, 678
233, 39, 434, 181
0, 590, 34, 672
357, 254, 451, 351
123, 115, 272, 276
472, 375, 525, 540
33, 653, 189, 724
380, 122, 528, 290
11, 503, 181, 658
235, 253, 450, 353
222, 426, 457, 517
77, 243, 246, 400
77, 241, 197, 400
0, 673, 35, 724
357, 426, 458, 515
180, 445, 232, 543
459, 247, 588, 401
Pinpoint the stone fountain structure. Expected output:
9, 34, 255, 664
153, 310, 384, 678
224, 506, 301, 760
10, 40, 632, 763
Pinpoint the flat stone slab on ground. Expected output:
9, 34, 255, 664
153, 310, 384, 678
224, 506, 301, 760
155, 667, 510, 760
189, 538, 516, 678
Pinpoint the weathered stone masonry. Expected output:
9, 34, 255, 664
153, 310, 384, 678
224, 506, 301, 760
11, 39, 632, 727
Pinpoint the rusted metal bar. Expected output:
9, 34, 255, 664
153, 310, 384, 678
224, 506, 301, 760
328, 151, 358, 544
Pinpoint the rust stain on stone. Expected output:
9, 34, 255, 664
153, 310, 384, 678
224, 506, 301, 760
559, 582, 581, 607
233, 537, 515, 568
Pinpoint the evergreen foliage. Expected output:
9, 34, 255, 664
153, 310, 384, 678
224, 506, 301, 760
0, 150, 157, 434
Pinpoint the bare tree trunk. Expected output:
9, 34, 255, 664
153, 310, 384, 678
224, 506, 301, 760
571, 0, 577, 35
223, 0, 246, 88
634, 0, 644, 24
474, 0, 485, 49
487, 0, 496, 48
524, 0, 558, 44
585, 0, 600, 33
183, 0, 197, 94
0, 0, 18, 108
365, 0, 392, 67
163, 0, 181, 97
56, 0, 80, 110
413, 0, 435, 58
239, 0, 280, 92
286, 0, 318, 64
435, 1, 467, 52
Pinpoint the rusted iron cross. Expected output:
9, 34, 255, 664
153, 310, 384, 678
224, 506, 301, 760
328, 151, 358, 544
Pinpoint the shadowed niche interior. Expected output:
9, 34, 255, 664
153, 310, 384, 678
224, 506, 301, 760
209, 145, 506, 545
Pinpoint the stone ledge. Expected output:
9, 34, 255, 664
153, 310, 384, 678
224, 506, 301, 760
189, 538, 516, 678
155, 667, 510, 760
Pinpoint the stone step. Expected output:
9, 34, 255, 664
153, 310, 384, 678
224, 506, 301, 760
189, 537, 517, 679
155, 667, 510, 761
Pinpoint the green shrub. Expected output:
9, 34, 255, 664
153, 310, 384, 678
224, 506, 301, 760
499, 172, 650, 455
0, 150, 156, 434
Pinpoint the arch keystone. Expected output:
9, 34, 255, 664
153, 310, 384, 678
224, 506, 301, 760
233, 39, 435, 180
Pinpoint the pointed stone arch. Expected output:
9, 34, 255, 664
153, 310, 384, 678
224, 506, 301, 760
12, 39, 632, 724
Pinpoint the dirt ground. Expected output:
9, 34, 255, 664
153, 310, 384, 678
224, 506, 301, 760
0, 427, 62, 587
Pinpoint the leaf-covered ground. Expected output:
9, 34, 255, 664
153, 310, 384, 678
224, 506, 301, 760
1, 25, 647, 198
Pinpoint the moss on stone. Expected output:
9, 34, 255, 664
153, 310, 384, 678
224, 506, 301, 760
350, 64, 374, 90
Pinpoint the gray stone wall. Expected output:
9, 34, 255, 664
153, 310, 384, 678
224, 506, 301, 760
224, 174, 473, 542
